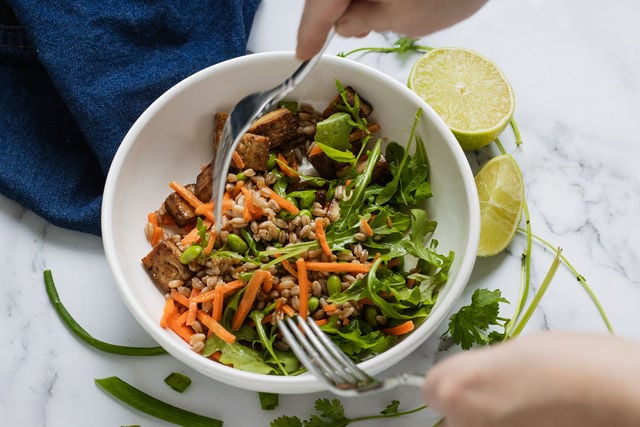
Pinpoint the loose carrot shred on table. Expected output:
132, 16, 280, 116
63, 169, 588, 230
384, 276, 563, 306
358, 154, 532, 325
231, 270, 268, 330
315, 218, 331, 256
276, 153, 299, 178
296, 258, 310, 319
383, 320, 415, 336
197, 311, 236, 344
264, 187, 299, 215
360, 217, 374, 237
170, 289, 190, 308
232, 151, 245, 169
186, 288, 200, 326
304, 261, 371, 274
160, 298, 176, 328
280, 259, 298, 278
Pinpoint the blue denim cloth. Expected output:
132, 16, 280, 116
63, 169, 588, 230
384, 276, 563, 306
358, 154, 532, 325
0, 0, 260, 235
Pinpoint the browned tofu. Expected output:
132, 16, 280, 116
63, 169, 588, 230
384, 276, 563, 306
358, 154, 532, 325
141, 240, 193, 294
236, 133, 270, 171
322, 86, 373, 118
195, 163, 213, 202
164, 184, 197, 228
247, 107, 298, 148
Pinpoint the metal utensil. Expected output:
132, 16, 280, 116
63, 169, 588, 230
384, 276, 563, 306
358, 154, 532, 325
278, 316, 424, 396
211, 31, 334, 233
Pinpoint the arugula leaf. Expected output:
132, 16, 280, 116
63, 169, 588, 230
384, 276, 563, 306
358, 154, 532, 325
445, 288, 510, 350
316, 142, 357, 165
202, 335, 276, 375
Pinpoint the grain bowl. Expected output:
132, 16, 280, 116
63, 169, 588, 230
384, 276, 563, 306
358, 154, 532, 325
102, 52, 479, 393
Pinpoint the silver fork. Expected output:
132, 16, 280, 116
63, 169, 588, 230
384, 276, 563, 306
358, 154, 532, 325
278, 316, 424, 396
211, 31, 335, 234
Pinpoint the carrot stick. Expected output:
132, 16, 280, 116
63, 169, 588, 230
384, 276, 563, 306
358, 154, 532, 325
264, 187, 299, 215
240, 186, 253, 222
197, 311, 236, 344
231, 270, 268, 330
349, 123, 381, 142
304, 261, 371, 274
180, 227, 201, 246
167, 314, 194, 342
160, 298, 176, 328
308, 144, 324, 157
211, 287, 224, 322
280, 259, 298, 278
203, 230, 216, 255
194, 201, 214, 218
383, 320, 415, 336
147, 212, 163, 246
315, 218, 331, 256
186, 288, 200, 326
169, 181, 215, 223
262, 270, 273, 293
232, 151, 245, 169
296, 258, 310, 319
276, 153, 299, 178
223, 191, 234, 210
170, 289, 190, 308
218, 279, 246, 295
175, 310, 189, 326
314, 318, 328, 326
281, 304, 296, 317
323, 304, 337, 313
360, 217, 374, 237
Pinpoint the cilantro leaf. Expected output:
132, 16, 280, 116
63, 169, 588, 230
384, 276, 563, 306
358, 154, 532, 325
270, 415, 303, 427
380, 400, 401, 416
445, 288, 509, 350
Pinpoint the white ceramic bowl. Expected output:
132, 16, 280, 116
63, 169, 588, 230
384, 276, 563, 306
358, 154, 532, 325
102, 52, 479, 394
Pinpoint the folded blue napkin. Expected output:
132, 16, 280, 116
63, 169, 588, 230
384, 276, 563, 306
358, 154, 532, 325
0, 0, 260, 235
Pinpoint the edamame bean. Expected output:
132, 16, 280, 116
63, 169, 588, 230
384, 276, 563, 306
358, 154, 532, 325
236, 172, 246, 181
267, 153, 277, 170
307, 296, 319, 313
180, 245, 202, 264
326, 275, 342, 296
226, 233, 248, 254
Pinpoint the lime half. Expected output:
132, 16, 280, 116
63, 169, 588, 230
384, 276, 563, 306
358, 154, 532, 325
475, 154, 524, 257
408, 48, 515, 151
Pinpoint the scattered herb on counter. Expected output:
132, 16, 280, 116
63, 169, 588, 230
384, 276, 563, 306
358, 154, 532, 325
337, 36, 431, 58
259, 392, 279, 410
270, 398, 427, 427
164, 372, 192, 393
95, 376, 223, 427
43, 270, 167, 356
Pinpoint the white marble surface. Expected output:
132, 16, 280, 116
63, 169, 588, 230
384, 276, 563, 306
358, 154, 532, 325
3, 0, 640, 425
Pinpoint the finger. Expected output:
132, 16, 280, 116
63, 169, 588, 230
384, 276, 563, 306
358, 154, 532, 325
296, 0, 350, 60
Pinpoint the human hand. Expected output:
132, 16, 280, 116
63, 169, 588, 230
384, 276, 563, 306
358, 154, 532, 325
422, 331, 640, 427
296, 0, 488, 60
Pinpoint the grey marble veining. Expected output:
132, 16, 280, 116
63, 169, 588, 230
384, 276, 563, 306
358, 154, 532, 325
2, 0, 640, 425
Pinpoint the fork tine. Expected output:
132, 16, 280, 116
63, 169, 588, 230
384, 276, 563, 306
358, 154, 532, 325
298, 317, 372, 384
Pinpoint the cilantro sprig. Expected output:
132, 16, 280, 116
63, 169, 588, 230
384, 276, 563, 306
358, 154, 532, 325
270, 398, 426, 427
337, 37, 432, 58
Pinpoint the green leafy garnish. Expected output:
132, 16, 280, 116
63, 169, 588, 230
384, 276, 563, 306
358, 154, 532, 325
259, 392, 279, 410
163, 372, 192, 393
337, 37, 431, 58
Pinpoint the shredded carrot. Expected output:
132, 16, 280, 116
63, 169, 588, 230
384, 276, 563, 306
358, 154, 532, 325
203, 230, 216, 255
168, 181, 215, 223
180, 227, 201, 246
160, 298, 176, 328
342, 317, 350, 326
218, 279, 246, 295
383, 320, 415, 336
360, 217, 374, 237
314, 318, 328, 326
262, 270, 273, 293
170, 289, 190, 308
240, 186, 254, 222
197, 311, 236, 344
349, 123, 381, 142
304, 261, 371, 274
315, 218, 331, 256
387, 216, 393, 228
209, 351, 223, 362
186, 288, 200, 326
211, 287, 224, 322
167, 313, 194, 342
276, 153, 299, 178
280, 259, 298, 278
176, 310, 189, 326
264, 187, 299, 215
232, 151, 245, 169
281, 304, 296, 317
308, 144, 324, 157
296, 258, 310, 319
160, 214, 176, 226
223, 191, 235, 210
147, 212, 163, 245
231, 270, 268, 330
323, 304, 337, 313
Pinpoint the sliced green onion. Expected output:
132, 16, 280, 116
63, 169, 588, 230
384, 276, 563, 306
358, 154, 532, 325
258, 392, 279, 410
164, 372, 192, 393
44, 270, 167, 356
95, 376, 223, 427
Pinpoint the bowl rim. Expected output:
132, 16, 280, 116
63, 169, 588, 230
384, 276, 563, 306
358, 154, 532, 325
102, 51, 480, 393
